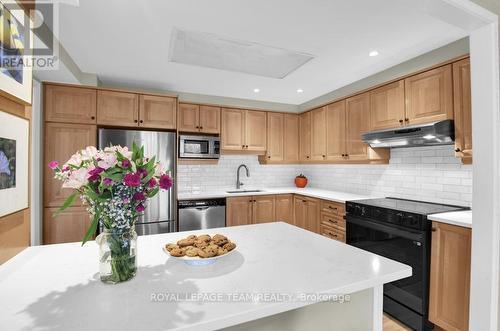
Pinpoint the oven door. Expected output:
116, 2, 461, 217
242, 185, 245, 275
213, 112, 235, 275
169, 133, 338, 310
346, 215, 429, 315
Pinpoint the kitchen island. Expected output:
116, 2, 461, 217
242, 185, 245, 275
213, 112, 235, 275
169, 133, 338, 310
0, 222, 411, 331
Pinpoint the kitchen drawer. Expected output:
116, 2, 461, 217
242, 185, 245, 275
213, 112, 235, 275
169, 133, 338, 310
321, 213, 345, 230
320, 224, 345, 242
320, 200, 345, 216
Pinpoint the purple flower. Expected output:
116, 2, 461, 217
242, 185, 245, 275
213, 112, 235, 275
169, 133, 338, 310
87, 167, 104, 182
122, 160, 131, 168
123, 173, 141, 187
159, 174, 173, 190
48, 161, 59, 170
136, 204, 145, 212
133, 191, 146, 201
137, 168, 148, 178
122, 197, 130, 204
103, 178, 113, 186
147, 177, 157, 188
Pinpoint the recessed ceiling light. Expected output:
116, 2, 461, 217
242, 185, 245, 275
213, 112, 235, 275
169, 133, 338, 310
369, 50, 379, 57
253, 88, 260, 93
297, 89, 304, 93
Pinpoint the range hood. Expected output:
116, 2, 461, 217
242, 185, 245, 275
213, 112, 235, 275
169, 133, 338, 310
362, 120, 454, 148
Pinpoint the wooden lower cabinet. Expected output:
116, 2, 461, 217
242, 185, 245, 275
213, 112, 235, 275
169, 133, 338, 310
275, 194, 294, 224
293, 195, 320, 233
253, 195, 276, 224
429, 222, 471, 331
226, 197, 253, 227
43, 207, 92, 244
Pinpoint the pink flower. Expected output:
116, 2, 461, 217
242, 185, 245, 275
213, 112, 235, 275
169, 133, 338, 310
62, 166, 70, 172
121, 160, 131, 168
97, 153, 117, 170
62, 168, 88, 189
137, 168, 148, 178
123, 173, 141, 187
48, 161, 59, 170
133, 192, 146, 201
159, 174, 173, 190
122, 197, 130, 204
147, 177, 157, 188
87, 167, 104, 182
154, 162, 165, 176
103, 178, 113, 186
135, 204, 145, 212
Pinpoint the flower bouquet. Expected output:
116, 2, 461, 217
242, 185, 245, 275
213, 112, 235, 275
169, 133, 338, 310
49, 143, 173, 283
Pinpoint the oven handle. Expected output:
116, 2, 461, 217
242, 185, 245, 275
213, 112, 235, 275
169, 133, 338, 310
346, 216, 425, 242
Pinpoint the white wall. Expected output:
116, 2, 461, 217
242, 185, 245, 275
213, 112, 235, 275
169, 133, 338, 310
178, 145, 472, 207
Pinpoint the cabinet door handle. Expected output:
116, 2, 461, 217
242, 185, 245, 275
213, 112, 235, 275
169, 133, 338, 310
139, 120, 143, 123
399, 119, 403, 124
245, 145, 249, 148
328, 206, 337, 210
306, 156, 310, 159
200, 126, 203, 130
268, 156, 271, 159
134, 119, 138, 123
405, 118, 409, 122
91, 116, 95, 120
455, 148, 461, 152
322, 155, 326, 158
196, 126, 199, 129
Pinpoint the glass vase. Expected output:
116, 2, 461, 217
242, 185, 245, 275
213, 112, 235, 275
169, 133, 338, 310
96, 228, 137, 284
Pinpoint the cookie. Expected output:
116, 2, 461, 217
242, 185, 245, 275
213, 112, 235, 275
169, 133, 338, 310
169, 247, 185, 257
165, 243, 180, 252
194, 239, 209, 249
223, 242, 236, 252
185, 246, 199, 257
212, 234, 228, 246
186, 235, 197, 240
177, 238, 195, 247
217, 247, 228, 256
197, 234, 211, 242
198, 244, 218, 258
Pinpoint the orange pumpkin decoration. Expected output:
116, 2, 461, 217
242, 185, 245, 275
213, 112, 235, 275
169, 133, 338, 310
295, 174, 308, 188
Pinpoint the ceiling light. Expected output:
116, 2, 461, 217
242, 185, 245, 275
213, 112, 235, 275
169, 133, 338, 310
297, 89, 304, 93
369, 50, 379, 57
253, 88, 260, 93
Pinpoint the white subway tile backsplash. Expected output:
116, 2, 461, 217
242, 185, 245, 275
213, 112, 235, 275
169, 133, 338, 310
177, 145, 472, 207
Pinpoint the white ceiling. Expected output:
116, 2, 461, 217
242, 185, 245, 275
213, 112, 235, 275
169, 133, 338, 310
56, 0, 468, 105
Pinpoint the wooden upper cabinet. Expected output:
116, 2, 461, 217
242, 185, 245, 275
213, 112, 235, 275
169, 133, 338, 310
429, 222, 471, 331
45, 84, 97, 124
199, 105, 221, 134
266, 112, 284, 161
179, 103, 220, 134
276, 194, 294, 224
221, 108, 245, 150
346, 93, 370, 160
178, 103, 199, 132
226, 197, 253, 227
310, 107, 327, 161
326, 100, 346, 161
245, 110, 267, 151
139, 95, 176, 129
253, 195, 276, 224
299, 111, 311, 162
370, 80, 405, 130
97, 90, 139, 126
453, 58, 472, 164
43, 207, 92, 244
284, 114, 299, 163
44, 123, 96, 207
404, 64, 453, 125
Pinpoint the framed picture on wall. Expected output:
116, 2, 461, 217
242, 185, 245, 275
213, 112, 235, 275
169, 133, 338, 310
0, 110, 29, 217
0, 0, 33, 104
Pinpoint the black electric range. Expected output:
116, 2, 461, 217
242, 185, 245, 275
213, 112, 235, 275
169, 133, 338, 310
345, 198, 469, 331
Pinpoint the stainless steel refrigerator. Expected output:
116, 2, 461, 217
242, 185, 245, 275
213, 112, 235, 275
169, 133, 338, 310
98, 128, 176, 235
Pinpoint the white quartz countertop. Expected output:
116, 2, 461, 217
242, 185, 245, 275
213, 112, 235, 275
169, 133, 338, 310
0, 222, 411, 331
178, 187, 378, 203
428, 210, 472, 228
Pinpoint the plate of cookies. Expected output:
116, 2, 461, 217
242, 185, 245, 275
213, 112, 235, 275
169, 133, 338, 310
164, 234, 237, 266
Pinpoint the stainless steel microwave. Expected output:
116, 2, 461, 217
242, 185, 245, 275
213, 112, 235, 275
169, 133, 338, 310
179, 135, 220, 159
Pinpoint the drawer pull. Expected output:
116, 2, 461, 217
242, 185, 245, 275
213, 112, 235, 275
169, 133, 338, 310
328, 219, 338, 224
328, 206, 338, 210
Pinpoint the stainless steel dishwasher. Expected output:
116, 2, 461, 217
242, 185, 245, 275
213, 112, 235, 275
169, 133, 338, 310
178, 199, 226, 232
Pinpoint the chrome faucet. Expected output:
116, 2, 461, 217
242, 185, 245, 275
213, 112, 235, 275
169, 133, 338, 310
236, 164, 250, 190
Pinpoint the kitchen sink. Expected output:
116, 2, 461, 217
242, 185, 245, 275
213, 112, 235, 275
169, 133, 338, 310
226, 189, 264, 194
